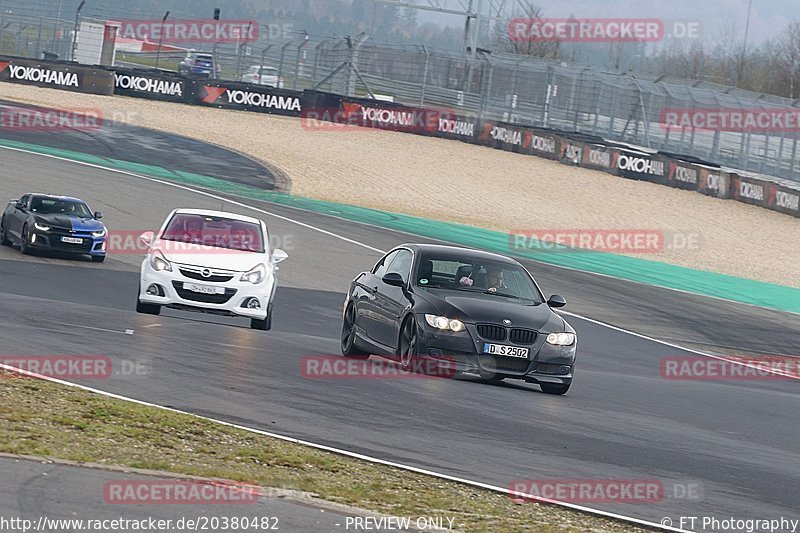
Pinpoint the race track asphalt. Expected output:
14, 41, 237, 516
0, 456, 368, 532
1, 146, 799, 529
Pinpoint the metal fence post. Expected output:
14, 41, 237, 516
277, 40, 291, 88
294, 32, 308, 90
35, 18, 43, 59
0, 14, 6, 54
479, 54, 493, 119
543, 65, 555, 128
16, 23, 25, 58
419, 45, 429, 107
506, 59, 518, 122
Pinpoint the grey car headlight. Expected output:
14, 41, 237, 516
546, 332, 576, 346
425, 314, 465, 332
34, 222, 51, 231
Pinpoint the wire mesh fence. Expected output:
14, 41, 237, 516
0, 5, 798, 182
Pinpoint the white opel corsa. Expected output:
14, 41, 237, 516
136, 209, 288, 330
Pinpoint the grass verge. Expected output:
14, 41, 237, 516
0, 376, 655, 532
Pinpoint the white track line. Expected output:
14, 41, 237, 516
2, 143, 785, 530
561, 311, 800, 381
0, 361, 686, 532
0, 145, 384, 254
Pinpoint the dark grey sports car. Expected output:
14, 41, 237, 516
341, 243, 577, 394
1, 194, 107, 262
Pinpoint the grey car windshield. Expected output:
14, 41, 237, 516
415, 253, 543, 303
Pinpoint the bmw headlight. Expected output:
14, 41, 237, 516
425, 314, 465, 332
546, 332, 576, 346
150, 249, 172, 272
92, 229, 107, 238
240, 264, 267, 284
34, 222, 50, 232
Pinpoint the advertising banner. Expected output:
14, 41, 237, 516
729, 174, 771, 208
613, 149, 668, 184
113, 69, 187, 103
558, 138, 585, 166
767, 182, 800, 218
696, 166, 731, 199
665, 159, 700, 191
0, 56, 114, 95
189, 81, 303, 117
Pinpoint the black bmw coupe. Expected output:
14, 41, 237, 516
341, 244, 577, 394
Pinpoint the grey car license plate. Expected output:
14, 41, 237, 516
483, 343, 529, 358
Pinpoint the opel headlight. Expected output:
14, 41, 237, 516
240, 264, 267, 284
425, 314, 465, 332
150, 249, 172, 272
34, 222, 50, 231
546, 332, 576, 346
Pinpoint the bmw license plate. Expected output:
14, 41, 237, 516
61, 237, 83, 244
483, 343, 529, 358
183, 282, 225, 295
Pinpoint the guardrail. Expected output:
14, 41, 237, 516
1, 55, 797, 220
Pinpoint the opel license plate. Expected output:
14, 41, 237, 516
183, 283, 225, 295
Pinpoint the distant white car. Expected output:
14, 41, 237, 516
136, 209, 288, 330
241, 65, 284, 88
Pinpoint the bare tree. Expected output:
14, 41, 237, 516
778, 21, 800, 99
493, 1, 561, 59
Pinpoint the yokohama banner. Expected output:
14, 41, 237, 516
730, 174, 771, 208
696, 166, 731, 199
301, 94, 475, 139
767, 182, 800, 218
665, 160, 700, 191
477, 121, 559, 159
190, 81, 303, 117
582, 144, 615, 171
113, 69, 187, 103
613, 149, 668, 184
0, 56, 113, 95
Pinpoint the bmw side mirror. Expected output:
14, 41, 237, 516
382, 273, 406, 287
94, 211, 103, 220
139, 231, 155, 247
547, 295, 567, 308
271, 248, 288, 264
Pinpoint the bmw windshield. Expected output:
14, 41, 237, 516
414, 253, 544, 303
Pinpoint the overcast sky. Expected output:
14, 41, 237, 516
421, 0, 796, 44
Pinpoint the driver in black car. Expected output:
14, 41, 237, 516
485, 266, 506, 294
